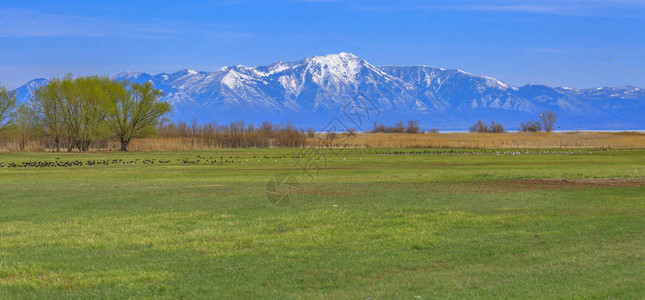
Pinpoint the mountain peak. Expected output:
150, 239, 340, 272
335, 52, 360, 59
25, 78, 48, 86
13, 54, 645, 130
313, 52, 359, 58
114, 71, 146, 78
308, 52, 362, 63
176, 69, 201, 75
302, 52, 386, 84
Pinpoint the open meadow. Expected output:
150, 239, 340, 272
0, 148, 644, 298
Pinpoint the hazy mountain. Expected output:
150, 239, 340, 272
15, 78, 48, 105
15, 53, 645, 130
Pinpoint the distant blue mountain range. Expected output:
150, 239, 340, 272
16, 53, 645, 131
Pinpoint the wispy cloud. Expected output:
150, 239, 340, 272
449, 0, 645, 16
0, 9, 158, 38
325, 0, 645, 16
460, 4, 563, 14
0, 8, 250, 41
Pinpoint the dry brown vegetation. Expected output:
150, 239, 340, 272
1, 131, 644, 152
336, 132, 645, 149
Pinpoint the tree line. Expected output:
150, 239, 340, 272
469, 111, 558, 133
519, 111, 558, 132
0, 75, 171, 151
157, 121, 308, 148
371, 120, 438, 133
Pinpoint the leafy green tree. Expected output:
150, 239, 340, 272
57, 76, 114, 151
0, 85, 17, 132
31, 78, 67, 152
105, 81, 171, 151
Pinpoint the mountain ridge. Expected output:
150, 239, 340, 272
15, 53, 645, 130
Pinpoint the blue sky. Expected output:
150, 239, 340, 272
0, 0, 644, 88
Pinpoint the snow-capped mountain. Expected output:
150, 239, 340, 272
15, 53, 645, 130
15, 78, 48, 105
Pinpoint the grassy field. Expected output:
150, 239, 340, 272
0, 148, 644, 298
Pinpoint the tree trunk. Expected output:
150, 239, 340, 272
120, 139, 130, 151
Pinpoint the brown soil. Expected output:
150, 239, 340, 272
380, 178, 645, 194
511, 178, 645, 190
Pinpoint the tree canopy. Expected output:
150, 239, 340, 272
0, 85, 17, 132
105, 81, 172, 151
30, 75, 172, 151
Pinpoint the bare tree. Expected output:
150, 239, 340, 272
469, 120, 488, 133
372, 122, 386, 133
488, 121, 505, 133
405, 120, 421, 133
519, 121, 542, 132
393, 121, 405, 133
0, 85, 16, 132
470, 120, 505, 133
305, 127, 315, 138
259, 121, 274, 138
539, 111, 558, 132
325, 130, 337, 147
14, 103, 38, 151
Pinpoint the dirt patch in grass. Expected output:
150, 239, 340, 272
296, 183, 384, 197
297, 187, 350, 197
459, 178, 645, 194
511, 178, 645, 190
378, 178, 645, 194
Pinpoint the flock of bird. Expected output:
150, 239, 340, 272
0, 158, 173, 169
373, 148, 613, 156
0, 148, 616, 169
180, 154, 291, 164
0, 154, 321, 169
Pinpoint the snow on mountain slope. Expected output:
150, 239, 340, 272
14, 53, 645, 130
15, 78, 48, 104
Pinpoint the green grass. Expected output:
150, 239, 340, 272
0, 148, 644, 299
